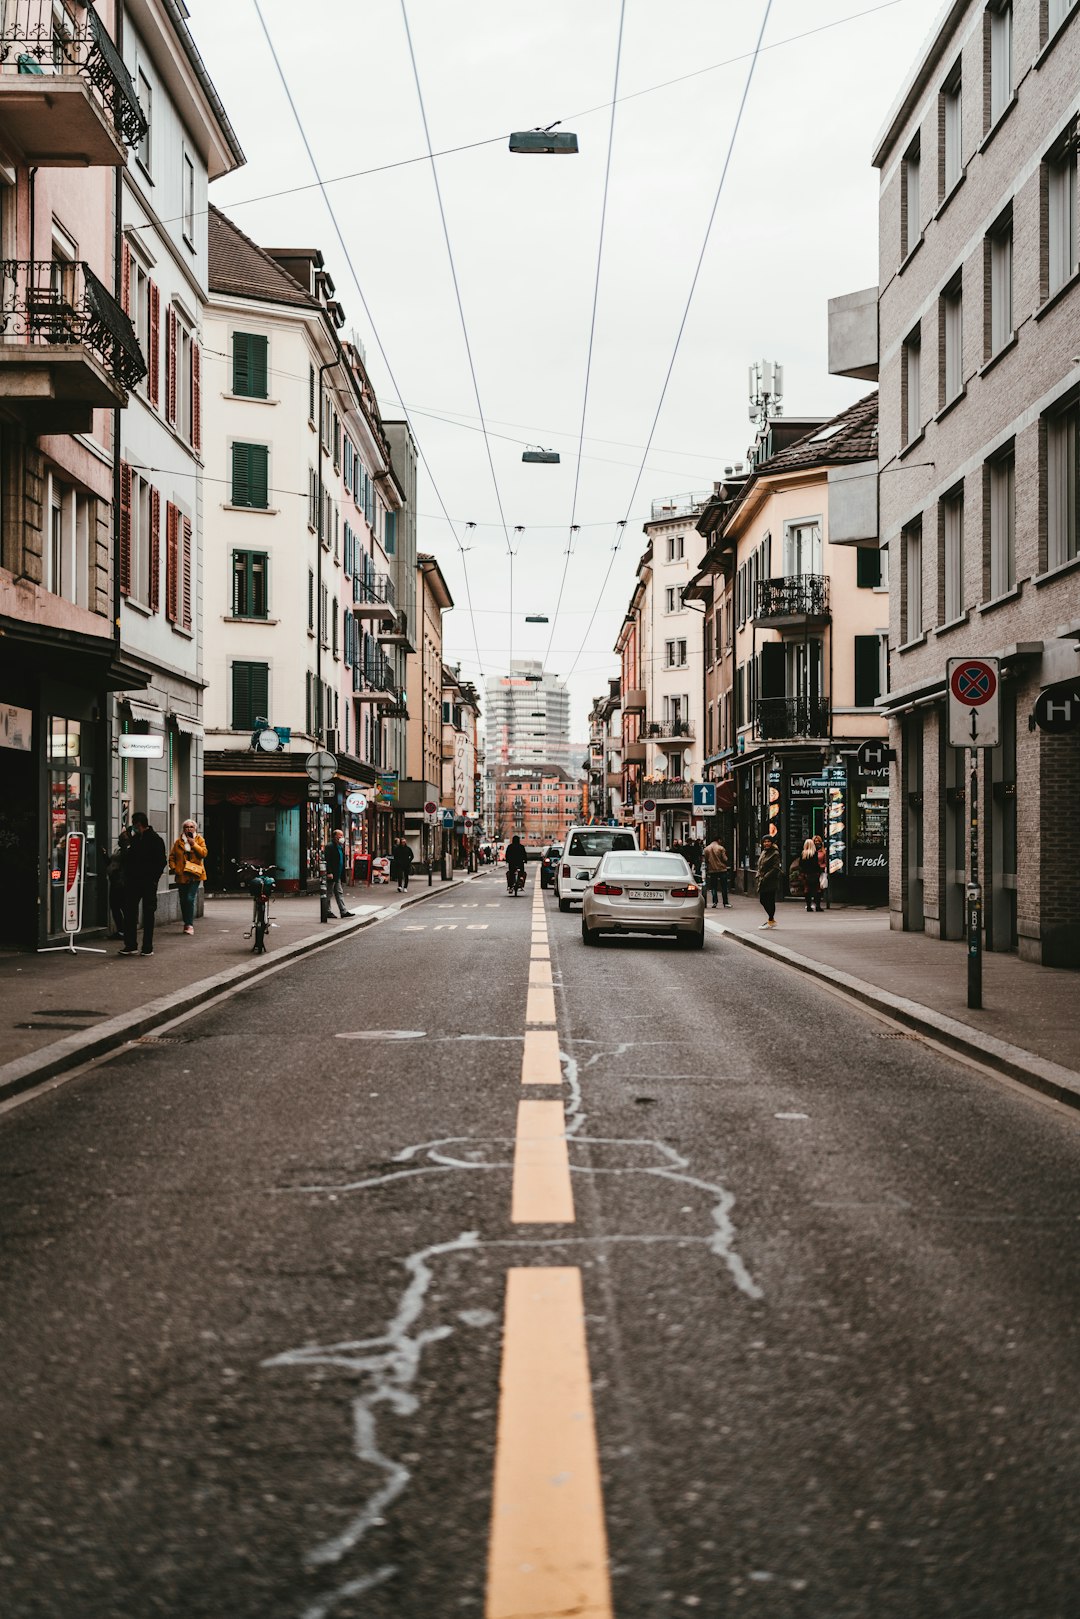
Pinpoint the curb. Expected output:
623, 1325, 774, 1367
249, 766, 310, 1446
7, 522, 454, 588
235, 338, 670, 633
0, 877, 468, 1106
710, 921, 1080, 1111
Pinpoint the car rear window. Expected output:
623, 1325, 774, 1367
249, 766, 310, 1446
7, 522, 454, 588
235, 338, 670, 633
567, 831, 637, 857
603, 855, 689, 878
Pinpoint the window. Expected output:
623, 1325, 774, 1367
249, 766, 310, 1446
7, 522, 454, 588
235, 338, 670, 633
232, 662, 269, 730
987, 446, 1016, 597
1046, 398, 1079, 569
664, 638, 687, 668
666, 534, 684, 562
232, 332, 268, 398
164, 503, 192, 631
122, 242, 160, 407
854, 635, 883, 708
231, 442, 269, 509
940, 275, 963, 404
856, 547, 882, 588
166, 304, 200, 447
902, 325, 921, 444
233, 551, 268, 618
902, 518, 923, 641
940, 487, 965, 622
987, 1, 1012, 127
119, 464, 159, 610
783, 519, 822, 575
665, 585, 684, 613
308, 467, 318, 530
940, 60, 962, 196
986, 209, 1013, 355
902, 133, 921, 257
308, 569, 315, 632
1049, 0, 1078, 30
45, 477, 92, 609
385, 510, 396, 556
137, 68, 152, 172
182, 151, 195, 245
1045, 127, 1078, 298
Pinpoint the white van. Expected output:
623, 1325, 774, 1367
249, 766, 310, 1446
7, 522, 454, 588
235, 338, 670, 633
554, 825, 640, 911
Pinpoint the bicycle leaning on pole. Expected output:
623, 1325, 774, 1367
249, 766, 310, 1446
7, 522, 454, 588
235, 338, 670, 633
234, 860, 277, 953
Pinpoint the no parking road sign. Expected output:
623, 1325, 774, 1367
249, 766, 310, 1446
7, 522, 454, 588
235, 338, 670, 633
947, 657, 1000, 748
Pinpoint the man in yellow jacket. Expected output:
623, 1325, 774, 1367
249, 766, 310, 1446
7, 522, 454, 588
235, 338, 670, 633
169, 818, 208, 936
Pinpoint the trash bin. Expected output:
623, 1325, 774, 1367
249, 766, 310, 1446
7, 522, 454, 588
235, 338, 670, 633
352, 853, 371, 884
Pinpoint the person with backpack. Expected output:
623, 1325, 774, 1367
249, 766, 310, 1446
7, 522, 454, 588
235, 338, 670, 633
390, 838, 414, 893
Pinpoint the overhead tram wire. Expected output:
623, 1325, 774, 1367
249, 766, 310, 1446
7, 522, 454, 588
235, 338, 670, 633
398, 0, 517, 668
249, 0, 487, 679
135, 2, 908, 244
566, 0, 775, 685
542, 0, 627, 678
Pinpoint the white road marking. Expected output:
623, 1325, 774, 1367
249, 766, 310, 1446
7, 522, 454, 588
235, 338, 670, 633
433, 924, 458, 931
466, 924, 490, 930
335, 1030, 425, 1041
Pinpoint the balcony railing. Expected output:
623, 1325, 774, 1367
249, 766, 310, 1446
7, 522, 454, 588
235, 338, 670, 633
650, 491, 711, 521
756, 696, 831, 740
0, 1, 147, 149
0, 258, 145, 390
753, 573, 830, 621
352, 571, 395, 608
642, 719, 694, 740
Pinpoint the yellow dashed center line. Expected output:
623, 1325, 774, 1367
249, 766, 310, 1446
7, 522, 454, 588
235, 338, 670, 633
525, 984, 557, 1026
529, 959, 553, 987
510, 1100, 575, 1223
520, 1028, 561, 1085
485, 1267, 612, 1619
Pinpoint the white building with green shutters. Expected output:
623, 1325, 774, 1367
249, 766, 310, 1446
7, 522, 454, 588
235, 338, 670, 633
201, 208, 404, 892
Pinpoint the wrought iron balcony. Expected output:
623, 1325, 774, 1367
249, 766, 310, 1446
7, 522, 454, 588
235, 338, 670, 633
0, 1, 147, 163
755, 696, 831, 740
753, 573, 830, 623
642, 778, 696, 801
642, 719, 694, 741
376, 608, 411, 646
0, 258, 145, 425
352, 571, 396, 619
353, 653, 399, 703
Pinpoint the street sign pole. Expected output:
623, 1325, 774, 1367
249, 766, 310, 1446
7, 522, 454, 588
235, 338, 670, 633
968, 748, 982, 1010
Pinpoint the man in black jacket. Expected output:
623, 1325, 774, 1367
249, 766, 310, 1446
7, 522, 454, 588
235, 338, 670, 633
119, 812, 168, 956
324, 828, 352, 919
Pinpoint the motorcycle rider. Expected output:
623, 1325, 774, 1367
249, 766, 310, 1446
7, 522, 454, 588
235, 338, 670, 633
505, 834, 528, 895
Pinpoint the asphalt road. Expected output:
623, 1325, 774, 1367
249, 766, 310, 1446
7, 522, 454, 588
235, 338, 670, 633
1, 867, 1078, 1618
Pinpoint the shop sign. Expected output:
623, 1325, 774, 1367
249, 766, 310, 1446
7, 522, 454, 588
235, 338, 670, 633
0, 703, 31, 752
63, 832, 83, 934
118, 733, 165, 758
376, 772, 399, 802
852, 849, 888, 870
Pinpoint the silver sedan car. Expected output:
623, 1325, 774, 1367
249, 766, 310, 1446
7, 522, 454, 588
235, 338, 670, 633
580, 850, 706, 948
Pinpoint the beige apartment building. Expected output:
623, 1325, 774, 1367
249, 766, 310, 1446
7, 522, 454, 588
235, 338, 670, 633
835, 0, 1080, 965
402, 551, 452, 860
688, 396, 890, 902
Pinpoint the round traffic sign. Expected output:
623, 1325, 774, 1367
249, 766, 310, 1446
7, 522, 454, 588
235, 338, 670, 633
642, 798, 656, 813
305, 749, 337, 781
345, 791, 368, 814
423, 799, 438, 815
949, 660, 997, 706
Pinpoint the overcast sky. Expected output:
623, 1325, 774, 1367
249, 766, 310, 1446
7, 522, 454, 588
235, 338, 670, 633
191, 0, 942, 735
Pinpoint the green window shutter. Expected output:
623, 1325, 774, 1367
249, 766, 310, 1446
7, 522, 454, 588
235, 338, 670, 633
385, 511, 396, 555
232, 332, 251, 396
232, 661, 268, 728
854, 635, 881, 707
232, 442, 269, 508
856, 547, 882, 588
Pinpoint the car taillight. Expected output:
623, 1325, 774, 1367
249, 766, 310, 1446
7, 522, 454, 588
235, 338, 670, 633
593, 881, 624, 896
562, 864, 570, 877
670, 885, 699, 897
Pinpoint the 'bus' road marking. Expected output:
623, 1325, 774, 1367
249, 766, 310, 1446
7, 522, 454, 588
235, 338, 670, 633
521, 1029, 561, 1086
485, 1267, 612, 1619
510, 1101, 574, 1224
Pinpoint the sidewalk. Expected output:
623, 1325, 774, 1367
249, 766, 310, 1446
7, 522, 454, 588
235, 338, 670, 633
710, 896, 1080, 1103
0, 874, 467, 1101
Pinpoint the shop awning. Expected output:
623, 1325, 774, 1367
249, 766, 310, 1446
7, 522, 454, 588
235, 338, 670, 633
169, 711, 203, 736
123, 696, 163, 724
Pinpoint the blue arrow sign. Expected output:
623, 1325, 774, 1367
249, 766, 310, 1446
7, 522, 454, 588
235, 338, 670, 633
692, 783, 716, 809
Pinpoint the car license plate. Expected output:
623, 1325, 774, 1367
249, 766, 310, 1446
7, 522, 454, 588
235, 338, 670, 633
628, 888, 663, 901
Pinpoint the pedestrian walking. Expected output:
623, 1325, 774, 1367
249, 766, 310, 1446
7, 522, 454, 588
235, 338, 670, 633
799, 837, 823, 913
106, 827, 129, 938
390, 837, 414, 892
703, 837, 731, 908
119, 812, 168, 956
813, 833, 830, 909
169, 818, 208, 935
324, 829, 352, 918
689, 837, 705, 884
755, 835, 781, 928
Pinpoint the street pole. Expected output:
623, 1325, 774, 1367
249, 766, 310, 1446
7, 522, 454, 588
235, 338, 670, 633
316, 358, 341, 926
426, 821, 432, 886
967, 747, 982, 1010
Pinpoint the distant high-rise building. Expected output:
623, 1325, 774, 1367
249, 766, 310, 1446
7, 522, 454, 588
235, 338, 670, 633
484, 660, 574, 779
